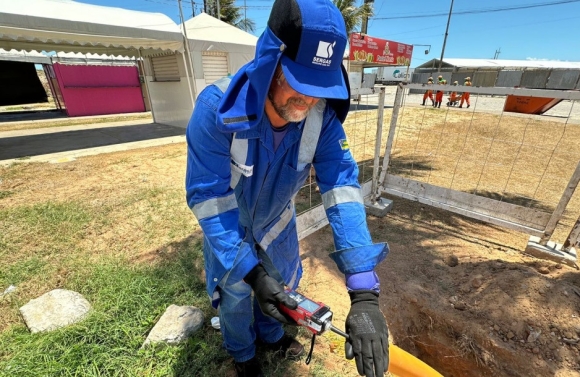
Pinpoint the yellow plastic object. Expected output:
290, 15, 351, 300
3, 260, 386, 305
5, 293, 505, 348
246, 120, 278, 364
389, 344, 443, 377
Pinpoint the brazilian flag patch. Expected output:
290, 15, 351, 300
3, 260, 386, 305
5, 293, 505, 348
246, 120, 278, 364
339, 139, 349, 150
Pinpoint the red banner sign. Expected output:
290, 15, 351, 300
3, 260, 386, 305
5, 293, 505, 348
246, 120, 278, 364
349, 33, 413, 66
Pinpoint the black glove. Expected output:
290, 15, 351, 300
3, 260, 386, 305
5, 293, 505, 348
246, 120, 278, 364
244, 264, 297, 324
345, 290, 389, 377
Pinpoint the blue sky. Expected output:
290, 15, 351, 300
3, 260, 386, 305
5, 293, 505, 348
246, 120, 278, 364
77, 0, 580, 67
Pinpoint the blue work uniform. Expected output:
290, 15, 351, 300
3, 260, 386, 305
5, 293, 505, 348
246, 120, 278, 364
185, 26, 387, 362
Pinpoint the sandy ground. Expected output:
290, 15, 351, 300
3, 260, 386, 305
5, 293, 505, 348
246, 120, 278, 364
2, 139, 580, 376
3, 97, 580, 376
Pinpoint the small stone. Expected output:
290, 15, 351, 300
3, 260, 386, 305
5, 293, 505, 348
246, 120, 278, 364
471, 275, 484, 288
445, 255, 459, 267
454, 302, 467, 311
19, 289, 91, 333
410, 297, 418, 304
494, 325, 500, 331
142, 305, 204, 348
528, 329, 542, 343
508, 331, 515, 339
564, 290, 570, 297
538, 266, 550, 274
460, 285, 471, 294
0, 285, 17, 297
533, 347, 540, 354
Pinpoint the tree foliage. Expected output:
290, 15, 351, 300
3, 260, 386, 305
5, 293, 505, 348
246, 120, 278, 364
204, 0, 256, 33
333, 0, 374, 35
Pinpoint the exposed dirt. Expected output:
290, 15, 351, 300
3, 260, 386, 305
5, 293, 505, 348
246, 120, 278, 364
3, 137, 580, 376
298, 195, 580, 377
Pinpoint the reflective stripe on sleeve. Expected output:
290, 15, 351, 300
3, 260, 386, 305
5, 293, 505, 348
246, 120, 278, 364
191, 193, 238, 220
258, 205, 294, 251
321, 186, 364, 210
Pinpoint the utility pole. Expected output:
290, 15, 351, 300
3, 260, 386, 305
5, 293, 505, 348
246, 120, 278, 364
437, 0, 454, 73
177, 0, 195, 105
216, 0, 220, 20
361, 0, 374, 35
203, 0, 207, 14
190, 0, 195, 17
493, 48, 501, 59
244, 0, 247, 29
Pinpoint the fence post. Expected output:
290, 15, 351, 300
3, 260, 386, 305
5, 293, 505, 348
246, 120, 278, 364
540, 160, 580, 245
370, 87, 386, 203
378, 82, 405, 188
563, 215, 580, 252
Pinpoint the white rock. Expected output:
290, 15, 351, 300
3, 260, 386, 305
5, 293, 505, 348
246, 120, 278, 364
142, 305, 204, 348
19, 289, 91, 333
1, 285, 17, 297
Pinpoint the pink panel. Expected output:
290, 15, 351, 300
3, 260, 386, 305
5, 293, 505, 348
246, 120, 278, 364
53, 63, 145, 117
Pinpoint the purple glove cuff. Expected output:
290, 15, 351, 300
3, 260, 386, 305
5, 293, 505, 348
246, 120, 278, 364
345, 270, 380, 292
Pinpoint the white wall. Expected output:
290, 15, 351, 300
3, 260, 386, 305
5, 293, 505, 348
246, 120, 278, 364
189, 41, 255, 94
145, 46, 255, 129
145, 51, 194, 129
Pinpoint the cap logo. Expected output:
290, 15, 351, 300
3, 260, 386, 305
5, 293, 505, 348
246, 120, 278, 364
313, 41, 336, 67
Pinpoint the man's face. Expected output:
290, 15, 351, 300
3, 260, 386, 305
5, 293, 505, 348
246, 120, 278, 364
268, 68, 319, 123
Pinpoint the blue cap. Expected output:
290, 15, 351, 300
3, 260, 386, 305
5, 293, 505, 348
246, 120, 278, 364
268, 0, 348, 99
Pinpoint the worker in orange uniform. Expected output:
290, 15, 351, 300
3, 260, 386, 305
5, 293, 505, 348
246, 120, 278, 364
459, 77, 472, 108
434, 79, 445, 108
421, 77, 434, 106
447, 81, 459, 106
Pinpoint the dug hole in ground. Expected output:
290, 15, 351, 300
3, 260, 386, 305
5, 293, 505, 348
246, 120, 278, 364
296, 194, 580, 377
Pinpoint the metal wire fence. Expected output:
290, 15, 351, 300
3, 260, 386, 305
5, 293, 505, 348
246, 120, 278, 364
379, 84, 580, 244
295, 91, 382, 215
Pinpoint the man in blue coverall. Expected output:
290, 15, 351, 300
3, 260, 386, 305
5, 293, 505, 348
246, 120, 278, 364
185, 0, 389, 376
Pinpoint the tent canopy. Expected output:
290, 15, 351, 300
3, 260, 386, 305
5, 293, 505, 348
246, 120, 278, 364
0, 0, 184, 56
184, 13, 257, 53
0, 48, 50, 64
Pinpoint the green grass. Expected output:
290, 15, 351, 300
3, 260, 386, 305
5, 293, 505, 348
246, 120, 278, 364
0, 190, 313, 376
0, 201, 94, 264
0, 249, 234, 377
0, 191, 13, 200
0, 248, 316, 376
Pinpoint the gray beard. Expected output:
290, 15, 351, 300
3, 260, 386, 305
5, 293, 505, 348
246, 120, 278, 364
268, 91, 311, 123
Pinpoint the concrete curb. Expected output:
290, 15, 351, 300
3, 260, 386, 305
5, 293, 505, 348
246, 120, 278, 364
0, 135, 185, 166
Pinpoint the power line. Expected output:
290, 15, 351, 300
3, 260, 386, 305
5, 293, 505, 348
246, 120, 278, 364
373, 0, 580, 20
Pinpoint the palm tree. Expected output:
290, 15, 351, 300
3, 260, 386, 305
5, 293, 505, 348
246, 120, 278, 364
205, 0, 256, 33
333, 0, 374, 35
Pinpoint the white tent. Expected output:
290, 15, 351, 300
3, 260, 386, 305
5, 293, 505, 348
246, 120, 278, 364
184, 13, 257, 54
0, 0, 191, 127
0, 1, 259, 128
184, 13, 257, 92
0, 0, 184, 56
0, 48, 50, 64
